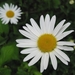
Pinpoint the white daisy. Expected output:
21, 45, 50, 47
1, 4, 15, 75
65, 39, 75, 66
16, 14, 75, 72
0, 3, 22, 24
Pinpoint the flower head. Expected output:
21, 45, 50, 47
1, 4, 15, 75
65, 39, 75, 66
16, 14, 75, 72
0, 3, 22, 24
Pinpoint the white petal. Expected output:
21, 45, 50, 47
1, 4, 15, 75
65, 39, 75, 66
2, 19, 6, 24
4, 18, 9, 24
40, 15, 46, 33
50, 52, 57, 70
43, 53, 49, 70
19, 30, 37, 41
10, 3, 13, 9
45, 14, 50, 33
16, 42, 36, 48
14, 5, 18, 10
50, 15, 56, 33
19, 29, 30, 37
10, 18, 18, 24
20, 48, 37, 54
55, 49, 70, 62
30, 18, 41, 33
23, 25, 31, 32
54, 51, 68, 65
40, 54, 44, 73
26, 23, 40, 36
0, 8, 5, 13
57, 41, 75, 46
56, 30, 74, 40
28, 51, 43, 66
57, 46, 74, 51
1, 17, 9, 24
10, 18, 17, 24
16, 39, 35, 43
3, 3, 9, 10
56, 22, 71, 37
23, 50, 38, 62
23, 26, 38, 40
53, 19, 66, 36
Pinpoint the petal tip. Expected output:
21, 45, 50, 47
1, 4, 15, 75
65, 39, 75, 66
46, 14, 49, 16
30, 18, 33, 21
16, 39, 18, 42
53, 66, 57, 70
20, 50, 23, 54
16, 44, 19, 47
53, 15, 56, 18
28, 63, 31, 66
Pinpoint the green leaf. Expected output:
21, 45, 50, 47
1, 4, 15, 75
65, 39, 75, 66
0, 43, 14, 65
0, 42, 19, 66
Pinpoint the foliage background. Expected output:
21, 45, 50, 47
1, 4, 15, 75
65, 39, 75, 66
0, 0, 75, 75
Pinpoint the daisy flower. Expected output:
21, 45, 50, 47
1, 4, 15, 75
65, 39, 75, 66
0, 3, 22, 24
16, 14, 75, 72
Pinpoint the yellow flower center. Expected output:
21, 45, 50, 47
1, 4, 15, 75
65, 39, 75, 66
6, 10, 14, 18
37, 34, 57, 53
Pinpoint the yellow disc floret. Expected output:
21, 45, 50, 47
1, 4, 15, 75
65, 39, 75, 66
6, 10, 14, 18
37, 34, 57, 53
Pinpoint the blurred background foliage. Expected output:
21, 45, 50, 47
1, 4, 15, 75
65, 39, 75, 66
0, 0, 75, 75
